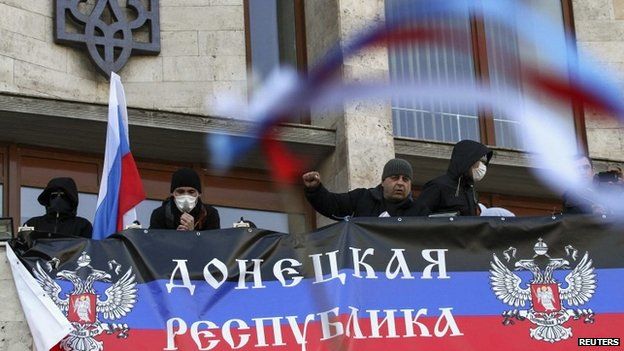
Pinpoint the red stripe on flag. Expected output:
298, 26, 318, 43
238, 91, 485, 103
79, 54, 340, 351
116, 152, 145, 231
92, 313, 624, 351
261, 136, 307, 184
368, 26, 468, 50
526, 68, 620, 117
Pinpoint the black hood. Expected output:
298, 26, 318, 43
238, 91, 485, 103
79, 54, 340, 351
447, 140, 493, 179
37, 177, 79, 209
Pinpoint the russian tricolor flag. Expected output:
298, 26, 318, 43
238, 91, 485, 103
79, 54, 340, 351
92, 72, 145, 240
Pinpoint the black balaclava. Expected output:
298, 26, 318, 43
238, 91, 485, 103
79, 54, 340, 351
38, 177, 80, 216
46, 192, 74, 215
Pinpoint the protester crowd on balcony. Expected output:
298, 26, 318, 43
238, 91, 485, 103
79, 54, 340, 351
21, 140, 623, 238
303, 140, 495, 219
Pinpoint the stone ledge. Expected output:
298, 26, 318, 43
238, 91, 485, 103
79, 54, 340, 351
0, 93, 336, 168
394, 137, 624, 198
395, 137, 539, 167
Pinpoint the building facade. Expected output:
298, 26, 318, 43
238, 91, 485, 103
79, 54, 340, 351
1, 0, 623, 348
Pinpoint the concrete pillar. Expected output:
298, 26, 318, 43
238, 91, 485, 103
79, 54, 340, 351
305, 0, 394, 226
337, 0, 395, 189
307, 0, 394, 186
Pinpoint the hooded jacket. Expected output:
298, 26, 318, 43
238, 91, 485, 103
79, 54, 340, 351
305, 183, 430, 219
418, 140, 493, 216
149, 197, 220, 230
24, 177, 93, 238
562, 191, 594, 214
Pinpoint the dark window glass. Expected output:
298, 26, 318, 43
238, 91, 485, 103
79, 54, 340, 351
484, 0, 574, 149
387, 0, 480, 143
386, 0, 576, 149
248, 0, 299, 81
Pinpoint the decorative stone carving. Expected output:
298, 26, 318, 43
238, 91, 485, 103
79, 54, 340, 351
54, 0, 160, 79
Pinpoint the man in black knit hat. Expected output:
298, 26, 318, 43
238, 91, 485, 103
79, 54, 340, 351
302, 158, 429, 219
149, 168, 220, 230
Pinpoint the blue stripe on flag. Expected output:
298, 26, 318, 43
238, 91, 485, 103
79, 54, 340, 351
54, 268, 624, 329
92, 120, 123, 240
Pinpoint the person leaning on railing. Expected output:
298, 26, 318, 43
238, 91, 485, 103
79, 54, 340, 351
24, 177, 93, 238
417, 140, 493, 216
149, 168, 220, 231
302, 158, 430, 220
563, 155, 623, 215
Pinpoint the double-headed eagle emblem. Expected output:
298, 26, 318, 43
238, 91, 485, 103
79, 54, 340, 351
490, 239, 596, 342
33, 252, 137, 351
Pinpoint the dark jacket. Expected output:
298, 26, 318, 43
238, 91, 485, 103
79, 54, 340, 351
418, 140, 493, 216
24, 177, 92, 238
305, 184, 430, 219
149, 197, 220, 230
562, 187, 604, 214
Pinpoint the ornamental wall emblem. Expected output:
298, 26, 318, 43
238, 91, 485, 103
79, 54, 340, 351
489, 239, 596, 343
34, 252, 138, 351
54, 0, 161, 78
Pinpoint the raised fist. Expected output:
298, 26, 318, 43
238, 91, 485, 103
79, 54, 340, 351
302, 171, 321, 189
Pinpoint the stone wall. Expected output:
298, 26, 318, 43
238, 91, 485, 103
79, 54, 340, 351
574, 0, 624, 161
0, 0, 247, 115
0, 246, 31, 351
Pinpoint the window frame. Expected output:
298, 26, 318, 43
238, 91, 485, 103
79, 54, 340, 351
472, 0, 585, 150
243, 0, 310, 124
2, 144, 315, 233
0, 146, 6, 218
391, 0, 587, 151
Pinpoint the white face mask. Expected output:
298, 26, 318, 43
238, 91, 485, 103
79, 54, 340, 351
472, 162, 487, 182
174, 195, 198, 213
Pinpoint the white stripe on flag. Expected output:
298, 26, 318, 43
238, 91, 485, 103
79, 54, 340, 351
6, 245, 72, 351
95, 72, 123, 209
113, 72, 130, 146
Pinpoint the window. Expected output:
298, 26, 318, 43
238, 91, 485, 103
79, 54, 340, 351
135, 199, 160, 229
136, 199, 292, 233
13, 147, 312, 233
215, 206, 290, 233
245, 0, 308, 123
246, 0, 306, 81
0, 150, 4, 218
386, 0, 578, 149
20, 191, 294, 234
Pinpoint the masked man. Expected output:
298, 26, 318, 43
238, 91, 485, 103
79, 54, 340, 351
418, 140, 493, 216
24, 177, 93, 238
150, 168, 220, 231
